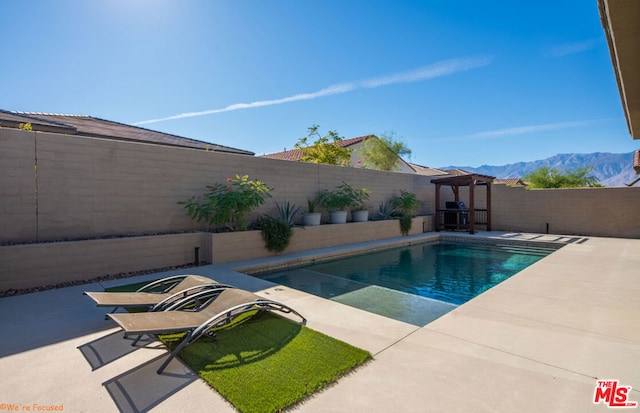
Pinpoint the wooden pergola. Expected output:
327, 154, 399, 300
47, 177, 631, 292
431, 174, 494, 234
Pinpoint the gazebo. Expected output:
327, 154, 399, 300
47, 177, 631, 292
431, 173, 495, 234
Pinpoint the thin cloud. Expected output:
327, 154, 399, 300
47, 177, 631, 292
434, 120, 602, 143
468, 120, 592, 138
134, 57, 491, 126
543, 39, 600, 58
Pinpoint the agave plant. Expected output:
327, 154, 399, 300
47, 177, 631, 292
375, 200, 397, 220
276, 201, 302, 227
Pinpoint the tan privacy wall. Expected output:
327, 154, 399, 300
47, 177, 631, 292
1, 129, 38, 241
0, 129, 433, 243
491, 184, 640, 238
2, 128, 640, 243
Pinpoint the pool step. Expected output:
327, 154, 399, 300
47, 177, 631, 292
465, 242, 557, 257
332, 285, 458, 326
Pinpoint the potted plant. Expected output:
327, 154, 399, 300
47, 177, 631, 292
301, 197, 322, 226
178, 175, 272, 231
391, 190, 422, 235
318, 182, 366, 224
350, 186, 371, 222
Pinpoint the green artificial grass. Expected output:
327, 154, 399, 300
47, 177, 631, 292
160, 313, 370, 413
104, 280, 372, 413
105, 280, 152, 292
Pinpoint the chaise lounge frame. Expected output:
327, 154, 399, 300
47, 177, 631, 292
108, 287, 307, 374
84, 275, 234, 318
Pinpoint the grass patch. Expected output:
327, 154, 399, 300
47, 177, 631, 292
105, 280, 372, 413
105, 280, 153, 292
160, 313, 370, 412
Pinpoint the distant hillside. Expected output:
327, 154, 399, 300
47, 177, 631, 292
440, 152, 637, 187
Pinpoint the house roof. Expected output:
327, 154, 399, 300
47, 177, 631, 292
408, 163, 449, 176
599, 0, 640, 139
441, 168, 477, 176
0, 110, 254, 155
261, 135, 374, 161
494, 178, 527, 186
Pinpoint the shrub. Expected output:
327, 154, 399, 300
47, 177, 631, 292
179, 175, 272, 231
257, 216, 293, 253
391, 190, 422, 236
318, 182, 370, 212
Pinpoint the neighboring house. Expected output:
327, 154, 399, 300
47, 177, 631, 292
494, 178, 528, 186
406, 163, 449, 176
599, 1, 640, 183
441, 168, 477, 177
0, 109, 254, 155
262, 135, 417, 173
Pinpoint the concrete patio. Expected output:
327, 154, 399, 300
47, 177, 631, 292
0, 232, 638, 412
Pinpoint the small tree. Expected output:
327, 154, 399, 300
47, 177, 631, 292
523, 167, 600, 189
179, 175, 272, 231
294, 125, 352, 166
358, 131, 411, 171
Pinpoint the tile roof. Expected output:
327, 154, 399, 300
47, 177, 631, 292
407, 163, 449, 176
261, 147, 304, 161
0, 110, 254, 155
442, 168, 476, 176
494, 178, 527, 186
261, 135, 374, 161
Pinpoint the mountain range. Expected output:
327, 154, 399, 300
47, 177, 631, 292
439, 151, 637, 187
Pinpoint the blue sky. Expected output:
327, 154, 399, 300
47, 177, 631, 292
2, 0, 637, 167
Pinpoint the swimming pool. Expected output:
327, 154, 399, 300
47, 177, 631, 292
253, 239, 560, 326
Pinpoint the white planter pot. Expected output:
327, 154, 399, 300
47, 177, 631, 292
352, 210, 369, 222
329, 211, 348, 224
302, 212, 321, 226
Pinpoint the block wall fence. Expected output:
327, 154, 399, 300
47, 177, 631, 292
1, 128, 639, 290
1, 129, 434, 243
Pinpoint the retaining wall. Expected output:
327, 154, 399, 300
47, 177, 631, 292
0, 217, 431, 291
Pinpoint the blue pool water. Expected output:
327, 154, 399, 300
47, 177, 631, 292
255, 240, 558, 326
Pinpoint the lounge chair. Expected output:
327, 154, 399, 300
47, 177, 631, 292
84, 275, 232, 317
108, 287, 307, 374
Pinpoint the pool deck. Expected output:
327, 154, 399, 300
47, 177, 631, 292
1, 231, 638, 412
